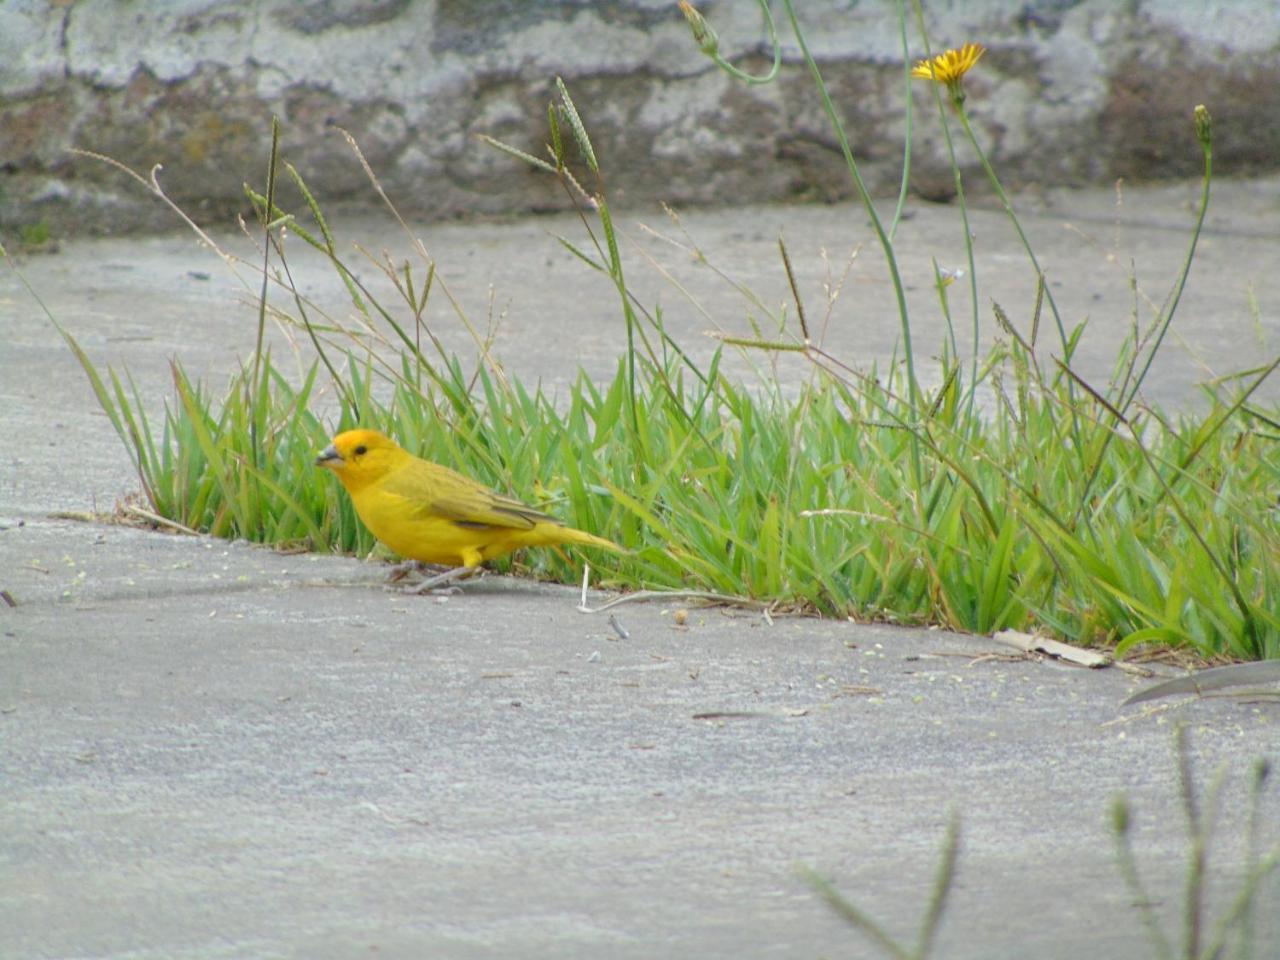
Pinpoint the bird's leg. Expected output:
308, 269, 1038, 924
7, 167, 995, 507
387, 559, 452, 583
386, 559, 423, 582
408, 565, 480, 595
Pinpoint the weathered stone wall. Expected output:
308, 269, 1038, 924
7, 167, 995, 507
1, 0, 1275, 234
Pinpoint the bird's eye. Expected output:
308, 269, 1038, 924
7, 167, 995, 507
354, 444, 367, 456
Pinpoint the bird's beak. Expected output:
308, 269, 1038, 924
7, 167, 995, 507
315, 443, 342, 468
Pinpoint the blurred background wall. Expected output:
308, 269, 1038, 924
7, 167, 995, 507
2, 0, 1275, 234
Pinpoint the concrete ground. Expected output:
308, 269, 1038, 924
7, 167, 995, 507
2, 180, 1278, 959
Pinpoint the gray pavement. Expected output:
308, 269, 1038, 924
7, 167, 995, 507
3, 182, 1279, 959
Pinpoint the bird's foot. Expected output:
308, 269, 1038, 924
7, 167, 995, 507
407, 565, 480, 595
386, 560, 451, 583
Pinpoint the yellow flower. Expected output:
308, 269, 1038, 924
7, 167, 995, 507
911, 42, 986, 98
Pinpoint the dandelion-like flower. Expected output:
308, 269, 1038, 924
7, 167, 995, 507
912, 42, 986, 102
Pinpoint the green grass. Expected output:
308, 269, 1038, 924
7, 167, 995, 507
17, 219, 55, 252
26, 1, 1280, 660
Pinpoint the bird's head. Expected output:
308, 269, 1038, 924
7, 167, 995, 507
315, 429, 404, 490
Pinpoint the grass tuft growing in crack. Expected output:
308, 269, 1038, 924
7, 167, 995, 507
802, 727, 1277, 958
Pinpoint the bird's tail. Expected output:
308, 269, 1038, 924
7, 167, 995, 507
548, 524, 626, 554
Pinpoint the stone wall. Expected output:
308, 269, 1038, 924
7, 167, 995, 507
2, 0, 1275, 234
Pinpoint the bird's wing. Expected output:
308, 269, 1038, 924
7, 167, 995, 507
382, 458, 558, 531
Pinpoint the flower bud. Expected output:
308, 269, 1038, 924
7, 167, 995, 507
678, 1, 720, 58
1194, 104, 1212, 147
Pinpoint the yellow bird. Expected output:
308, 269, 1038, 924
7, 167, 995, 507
316, 429, 621, 585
